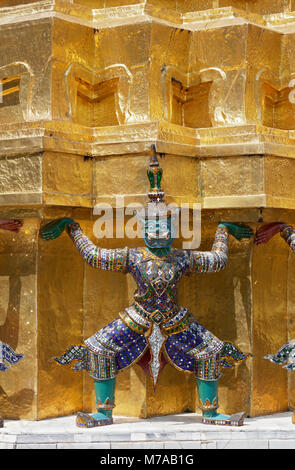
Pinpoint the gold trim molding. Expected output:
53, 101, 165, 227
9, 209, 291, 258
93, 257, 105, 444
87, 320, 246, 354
2, 1, 295, 33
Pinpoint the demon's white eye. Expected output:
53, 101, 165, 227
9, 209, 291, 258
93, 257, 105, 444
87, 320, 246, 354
145, 221, 156, 231
159, 220, 168, 231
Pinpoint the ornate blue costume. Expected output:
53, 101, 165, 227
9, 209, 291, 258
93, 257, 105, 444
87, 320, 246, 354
56, 224, 246, 388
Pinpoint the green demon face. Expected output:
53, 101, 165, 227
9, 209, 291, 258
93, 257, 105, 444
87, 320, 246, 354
143, 217, 174, 249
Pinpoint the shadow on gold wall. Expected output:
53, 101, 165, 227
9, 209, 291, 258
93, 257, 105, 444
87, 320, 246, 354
263, 81, 295, 130
171, 79, 212, 128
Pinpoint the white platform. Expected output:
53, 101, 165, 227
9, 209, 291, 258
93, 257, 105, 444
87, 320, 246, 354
1, 411, 295, 449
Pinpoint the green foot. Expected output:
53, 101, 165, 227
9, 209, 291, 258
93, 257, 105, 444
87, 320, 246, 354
202, 412, 245, 426
76, 411, 113, 428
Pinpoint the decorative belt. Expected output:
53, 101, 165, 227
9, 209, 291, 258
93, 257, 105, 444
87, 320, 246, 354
133, 302, 178, 325
164, 313, 193, 335
119, 303, 192, 336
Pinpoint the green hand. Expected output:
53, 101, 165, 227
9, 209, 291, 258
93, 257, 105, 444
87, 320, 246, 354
41, 218, 75, 241
219, 222, 253, 241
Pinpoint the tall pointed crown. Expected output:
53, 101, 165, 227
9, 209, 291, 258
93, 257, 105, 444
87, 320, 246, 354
140, 145, 178, 221
147, 144, 165, 204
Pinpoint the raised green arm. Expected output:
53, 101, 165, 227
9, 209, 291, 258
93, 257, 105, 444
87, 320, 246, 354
219, 222, 253, 241
40, 218, 128, 273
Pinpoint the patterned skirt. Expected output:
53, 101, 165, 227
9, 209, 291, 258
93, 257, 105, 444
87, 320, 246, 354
54, 308, 248, 384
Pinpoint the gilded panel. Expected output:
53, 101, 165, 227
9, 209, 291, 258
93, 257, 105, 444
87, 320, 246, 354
93, 153, 200, 204
0, 1, 41, 5
93, 154, 150, 198
246, 25, 281, 72
128, 63, 150, 123
37, 228, 85, 419
52, 18, 95, 121
265, 156, 295, 201
147, 0, 177, 9
73, 0, 104, 6
160, 154, 200, 200
0, 219, 39, 420
212, 67, 247, 126
0, 153, 42, 206
280, 33, 295, 82
94, 23, 152, 69
0, 18, 52, 122
245, 25, 282, 125
149, 24, 191, 121
42, 152, 93, 208
179, 1, 215, 13
251, 235, 289, 416
74, 0, 142, 6
219, 0, 290, 14
191, 25, 247, 69
200, 155, 264, 198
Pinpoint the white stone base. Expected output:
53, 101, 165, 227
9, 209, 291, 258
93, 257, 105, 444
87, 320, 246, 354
1, 411, 295, 449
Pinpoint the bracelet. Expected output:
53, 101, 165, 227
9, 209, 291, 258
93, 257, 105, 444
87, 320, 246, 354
67, 221, 80, 233
280, 225, 294, 240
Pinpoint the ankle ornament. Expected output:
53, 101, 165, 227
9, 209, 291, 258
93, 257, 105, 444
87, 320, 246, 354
96, 398, 115, 411
199, 396, 218, 411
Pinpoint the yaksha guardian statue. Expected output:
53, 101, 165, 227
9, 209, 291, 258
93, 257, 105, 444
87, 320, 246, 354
42, 152, 252, 428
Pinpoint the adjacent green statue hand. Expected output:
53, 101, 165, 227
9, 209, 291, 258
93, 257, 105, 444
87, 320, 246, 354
0, 219, 22, 232
219, 222, 253, 241
41, 218, 75, 241
254, 222, 286, 246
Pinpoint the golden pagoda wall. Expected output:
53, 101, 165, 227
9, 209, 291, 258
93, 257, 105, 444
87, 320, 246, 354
1, 0, 295, 421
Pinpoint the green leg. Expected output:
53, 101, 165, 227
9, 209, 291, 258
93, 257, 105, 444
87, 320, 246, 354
76, 378, 116, 428
92, 378, 116, 420
197, 378, 245, 426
